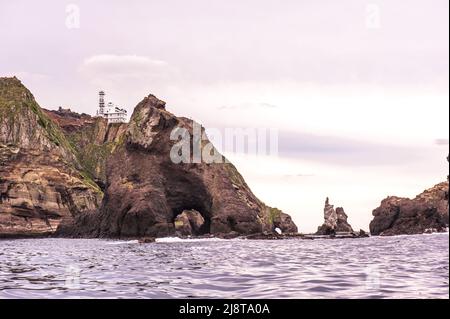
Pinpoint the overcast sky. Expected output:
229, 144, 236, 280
1, 0, 448, 232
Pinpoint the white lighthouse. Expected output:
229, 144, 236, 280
98, 90, 105, 115
96, 91, 127, 124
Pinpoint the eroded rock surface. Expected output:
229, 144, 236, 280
0, 78, 298, 239
174, 209, 205, 236
316, 197, 354, 235
0, 77, 101, 237
44, 108, 126, 189
64, 94, 298, 238
369, 182, 449, 236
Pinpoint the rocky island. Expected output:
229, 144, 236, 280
369, 182, 449, 236
0, 77, 297, 239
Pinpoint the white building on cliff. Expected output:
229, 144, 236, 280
96, 91, 127, 124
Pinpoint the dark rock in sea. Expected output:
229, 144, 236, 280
138, 237, 155, 243
268, 207, 298, 234
69, 93, 298, 238
174, 209, 205, 236
244, 232, 284, 240
358, 229, 369, 237
335, 207, 354, 233
369, 182, 449, 236
316, 197, 354, 235
217, 231, 240, 239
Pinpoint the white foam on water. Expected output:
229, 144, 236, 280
155, 237, 228, 243
422, 229, 449, 236
378, 231, 449, 239
106, 240, 139, 245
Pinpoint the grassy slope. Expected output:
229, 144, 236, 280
65, 120, 125, 183
0, 77, 102, 193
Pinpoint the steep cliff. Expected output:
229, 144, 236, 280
61, 94, 298, 238
44, 108, 126, 188
0, 78, 297, 238
0, 77, 101, 237
369, 182, 449, 236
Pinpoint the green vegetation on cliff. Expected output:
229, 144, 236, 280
268, 207, 282, 224
0, 76, 101, 193
62, 118, 126, 185
0, 77, 72, 149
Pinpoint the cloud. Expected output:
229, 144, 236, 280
435, 138, 449, 145
259, 102, 277, 108
278, 130, 424, 166
81, 54, 167, 74
78, 54, 180, 86
283, 173, 316, 178
218, 102, 278, 110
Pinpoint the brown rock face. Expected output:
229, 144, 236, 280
0, 77, 102, 237
174, 209, 205, 236
0, 78, 297, 238
335, 207, 354, 233
369, 182, 449, 236
268, 207, 298, 234
43, 107, 95, 134
316, 197, 354, 235
66, 93, 298, 238
44, 108, 127, 189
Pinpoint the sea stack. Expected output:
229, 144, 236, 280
316, 197, 354, 235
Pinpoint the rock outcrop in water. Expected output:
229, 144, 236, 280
316, 198, 354, 235
0, 77, 102, 237
61, 94, 298, 238
369, 182, 449, 236
0, 77, 297, 238
174, 209, 205, 236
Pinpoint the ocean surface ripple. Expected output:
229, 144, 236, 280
0, 233, 448, 298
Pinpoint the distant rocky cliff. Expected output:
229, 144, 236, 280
370, 182, 449, 236
0, 77, 297, 238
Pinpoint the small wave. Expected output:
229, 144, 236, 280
156, 237, 227, 243
0, 236, 447, 298
422, 230, 449, 236
106, 240, 139, 245
377, 231, 449, 239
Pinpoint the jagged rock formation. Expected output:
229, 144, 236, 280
316, 197, 354, 235
0, 77, 297, 238
370, 182, 449, 236
0, 77, 102, 237
60, 94, 298, 238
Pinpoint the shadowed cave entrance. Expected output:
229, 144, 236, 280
165, 174, 213, 236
